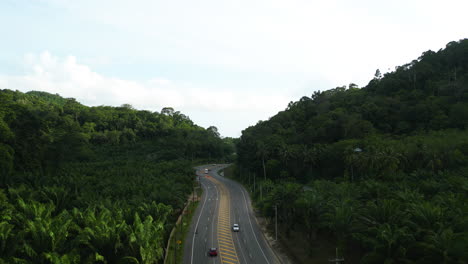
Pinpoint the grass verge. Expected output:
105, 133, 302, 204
164, 187, 202, 264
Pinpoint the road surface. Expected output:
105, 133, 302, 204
183, 164, 279, 264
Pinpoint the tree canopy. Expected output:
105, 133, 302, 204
234, 39, 468, 263
0, 90, 234, 263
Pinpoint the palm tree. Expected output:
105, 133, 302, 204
14, 198, 55, 224
127, 213, 165, 264
361, 199, 406, 226
76, 207, 128, 263
44, 252, 80, 264
13, 199, 73, 262
295, 190, 325, 241
0, 221, 15, 259
256, 141, 269, 180
324, 197, 359, 253
363, 223, 414, 263
409, 201, 443, 231
136, 202, 172, 225
39, 186, 72, 214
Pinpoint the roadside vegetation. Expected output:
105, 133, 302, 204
0, 90, 234, 264
234, 39, 468, 263
165, 188, 201, 264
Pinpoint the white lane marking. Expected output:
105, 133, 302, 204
234, 218, 248, 264
190, 181, 209, 264
213, 166, 270, 264
240, 185, 271, 264
211, 182, 219, 248
207, 166, 241, 263
212, 182, 220, 264
203, 179, 219, 264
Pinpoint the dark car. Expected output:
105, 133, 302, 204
208, 247, 218, 256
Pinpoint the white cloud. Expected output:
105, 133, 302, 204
3, 0, 468, 136
0, 51, 293, 137
37, 0, 467, 87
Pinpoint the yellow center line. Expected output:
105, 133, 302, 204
219, 244, 237, 252
221, 254, 239, 262
219, 239, 233, 245
218, 232, 232, 238
218, 236, 233, 241
207, 177, 239, 264
220, 250, 237, 257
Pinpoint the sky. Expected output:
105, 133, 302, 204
0, 0, 467, 137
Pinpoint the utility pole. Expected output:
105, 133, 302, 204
260, 184, 263, 200
328, 248, 344, 264
174, 229, 176, 264
253, 173, 256, 193
274, 204, 278, 241
352, 147, 362, 182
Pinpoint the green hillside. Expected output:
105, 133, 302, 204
0, 90, 233, 263
26, 91, 71, 106
235, 39, 468, 263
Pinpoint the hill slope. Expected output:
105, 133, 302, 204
0, 90, 233, 263
235, 39, 468, 263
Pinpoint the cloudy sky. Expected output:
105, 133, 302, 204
1, 0, 467, 137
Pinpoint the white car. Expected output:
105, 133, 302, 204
232, 224, 240, 232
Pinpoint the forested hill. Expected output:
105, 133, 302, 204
1, 89, 234, 173
0, 89, 234, 263
235, 39, 468, 263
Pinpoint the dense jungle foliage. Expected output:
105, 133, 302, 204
0, 90, 234, 264
235, 39, 468, 263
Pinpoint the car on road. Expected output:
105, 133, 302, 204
232, 224, 240, 232
208, 247, 218, 256
204, 168, 209, 174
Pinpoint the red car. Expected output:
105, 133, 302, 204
208, 248, 218, 256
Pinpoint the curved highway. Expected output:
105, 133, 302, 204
183, 164, 279, 264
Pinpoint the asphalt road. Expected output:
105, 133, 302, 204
183, 164, 279, 264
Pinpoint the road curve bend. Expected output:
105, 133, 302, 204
183, 164, 280, 264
